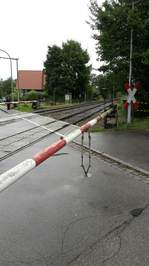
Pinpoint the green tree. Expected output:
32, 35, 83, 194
44, 45, 63, 100
61, 40, 91, 99
0, 79, 3, 98
89, 0, 149, 94
44, 40, 91, 101
0, 78, 11, 97
0, 78, 15, 98
94, 74, 112, 99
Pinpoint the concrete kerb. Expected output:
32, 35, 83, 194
73, 141, 149, 178
0, 108, 112, 192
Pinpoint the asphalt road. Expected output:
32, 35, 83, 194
0, 111, 149, 265
79, 130, 149, 172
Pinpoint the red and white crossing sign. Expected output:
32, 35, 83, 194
127, 87, 137, 104
124, 82, 141, 110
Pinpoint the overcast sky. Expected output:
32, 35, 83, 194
0, 0, 103, 80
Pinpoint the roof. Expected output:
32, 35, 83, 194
17, 70, 45, 90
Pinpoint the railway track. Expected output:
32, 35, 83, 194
37, 101, 112, 124
0, 101, 113, 162
34, 101, 99, 115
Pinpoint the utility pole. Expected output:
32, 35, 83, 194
0, 49, 13, 101
127, 1, 134, 123
127, 0, 143, 123
16, 58, 20, 102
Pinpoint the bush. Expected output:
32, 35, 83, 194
12, 88, 19, 101
23, 90, 47, 101
25, 90, 38, 100
16, 103, 32, 112
117, 98, 127, 125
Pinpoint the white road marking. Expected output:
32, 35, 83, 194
15, 115, 65, 137
15, 113, 79, 138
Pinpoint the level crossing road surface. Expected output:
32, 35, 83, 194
0, 111, 149, 265
0, 111, 78, 161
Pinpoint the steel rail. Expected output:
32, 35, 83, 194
34, 101, 101, 114
63, 104, 111, 124
0, 108, 113, 192
0, 103, 112, 162
0, 119, 59, 142
0, 121, 69, 162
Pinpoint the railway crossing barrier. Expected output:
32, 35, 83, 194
103, 105, 117, 128
0, 107, 113, 192
81, 131, 91, 177
0, 100, 40, 110
135, 102, 149, 117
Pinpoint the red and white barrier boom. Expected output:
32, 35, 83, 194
0, 108, 112, 192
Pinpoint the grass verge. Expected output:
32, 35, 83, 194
91, 98, 149, 132
16, 103, 33, 112
116, 117, 149, 130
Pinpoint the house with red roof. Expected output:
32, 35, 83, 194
16, 70, 45, 95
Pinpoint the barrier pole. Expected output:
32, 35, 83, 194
0, 108, 112, 192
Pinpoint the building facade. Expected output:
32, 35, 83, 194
16, 70, 45, 95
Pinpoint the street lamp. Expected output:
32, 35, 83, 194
127, 0, 143, 123
16, 58, 20, 102
0, 48, 13, 101
0, 56, 20, 102
100, 87, 107, 111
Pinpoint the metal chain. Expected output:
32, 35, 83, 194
81, 131, 91, 177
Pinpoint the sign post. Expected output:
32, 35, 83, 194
124, 82, 140, 123
127, 87, 137, 123
65, 93, 72, 104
